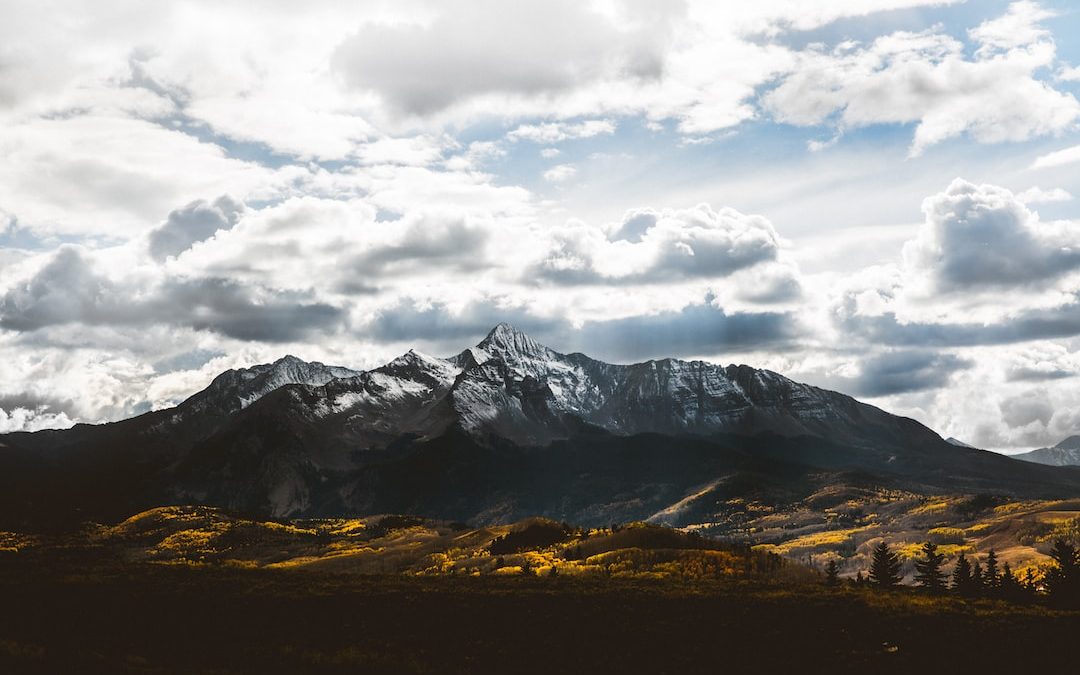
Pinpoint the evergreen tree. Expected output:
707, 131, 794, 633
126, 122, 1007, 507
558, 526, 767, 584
984, 549, 1000, 589
999, 562, 1023, 602
971, 560, 984, 593
869, 541, 902, 589
951, 552, 973, 596
913, 541, 946, 594
854, 570, 865, 586
824, 559, 840, 587
1044, 539, 1080, 608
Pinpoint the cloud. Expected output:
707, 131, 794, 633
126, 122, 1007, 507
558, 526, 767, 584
0, 406, 74, 433
507, 120, 616, 144
1015, 186, 1073, 204
1006, 366, 1073, 382
543, 164, 577, 183
332, 1, 672, 117
1031, 144, 1080, 169
148, 196, 243, 261
0, 115, 295, 237
763, 4, 1080, 155
0, 246, 344, 342
533, 205, 792, 288
835, 295, 1080, 348
902, 179, 1080, 293
967, 0, 1056, 54
999, 389, 1053, 428
847, 350, 971, 397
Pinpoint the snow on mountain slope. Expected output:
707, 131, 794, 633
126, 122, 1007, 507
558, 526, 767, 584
1013, 435, 1080, 466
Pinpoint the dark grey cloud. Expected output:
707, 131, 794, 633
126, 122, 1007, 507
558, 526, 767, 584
567, 304, 797, 362
0, 393, 76, 417
163, 278, 343, 342
148, 196, 243, 261
844, 350, 971, 397
1006, 366, 1074, 382
367, 296, 799, 363
837, 299, 1080, 348
0, 246, 344, 342
351, 217, 489, 276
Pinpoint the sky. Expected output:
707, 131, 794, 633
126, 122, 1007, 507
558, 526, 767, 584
2, 0, 1080, 452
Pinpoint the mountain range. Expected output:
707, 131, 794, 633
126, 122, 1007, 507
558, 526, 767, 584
1012, 436, 1080, 467
2, 323, 1079, 530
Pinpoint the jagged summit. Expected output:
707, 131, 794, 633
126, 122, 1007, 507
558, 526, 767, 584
476, 322, 553, 360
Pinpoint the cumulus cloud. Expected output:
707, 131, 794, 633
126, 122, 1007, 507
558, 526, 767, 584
533, 205, 793, 288
902, 179, 1080, 293
148, 196, 243, 261
0, 406, 74, 433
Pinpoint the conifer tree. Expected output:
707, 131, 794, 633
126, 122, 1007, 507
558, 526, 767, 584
999, 562, 1022, 602
869, 541, 902, 589
984, 549, 999, 589
854, 570, 865, 586
951, 552, 973, 596
914, 541, 946, 594
824, 559, 840, 587
1044, 539, 1080, 608
972, 560, 984, 592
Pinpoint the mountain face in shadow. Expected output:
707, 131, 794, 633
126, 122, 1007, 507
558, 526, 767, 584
1013, 435, 1080, 467
3, 323, 1079, 529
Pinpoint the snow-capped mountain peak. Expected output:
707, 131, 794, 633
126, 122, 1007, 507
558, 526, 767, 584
475, 323, 553, 360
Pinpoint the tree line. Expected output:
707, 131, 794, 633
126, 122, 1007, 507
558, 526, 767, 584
823, 538, 1080, 608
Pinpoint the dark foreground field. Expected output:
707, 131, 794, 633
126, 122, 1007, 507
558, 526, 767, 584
0, 558, 1076, 675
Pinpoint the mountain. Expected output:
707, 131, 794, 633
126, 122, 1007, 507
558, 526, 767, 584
1012, 435, 1080, 466
945, 437, 976, 448
3, 323, 1079, 529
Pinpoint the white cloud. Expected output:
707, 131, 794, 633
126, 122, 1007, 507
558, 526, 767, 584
764, 3, 1080, 155
967, 0, 1056, 55
1031, 143, 1080, 169
507, 120, 616, 144
0, 114, 298, 237
1016, 186, 1073, 204
543, 164, 577, 183
0, 406, 74, 433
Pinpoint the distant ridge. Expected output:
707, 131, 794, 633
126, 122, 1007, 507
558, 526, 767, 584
1012, 435, 1080, 467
